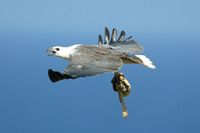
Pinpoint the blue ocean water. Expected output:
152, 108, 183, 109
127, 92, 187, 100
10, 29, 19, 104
0, 32, 199, 133
1, 0, 200, 132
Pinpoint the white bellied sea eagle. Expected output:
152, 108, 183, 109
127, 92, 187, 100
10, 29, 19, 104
47, 27, 156, 82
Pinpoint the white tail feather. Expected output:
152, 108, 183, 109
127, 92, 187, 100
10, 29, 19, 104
135, 55, 156, 69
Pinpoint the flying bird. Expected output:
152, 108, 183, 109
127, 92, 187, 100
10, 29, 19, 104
47, 27, 156, 82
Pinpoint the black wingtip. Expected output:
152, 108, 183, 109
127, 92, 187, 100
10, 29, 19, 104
98, 34, 103, 45
104, 27, 110, 44
48, 69, 58, 82
48, 69, 76, 82
48, 69, 66, 83
116, 31, 125, 43
123, 36, 133, 42
110, 28, 117, 44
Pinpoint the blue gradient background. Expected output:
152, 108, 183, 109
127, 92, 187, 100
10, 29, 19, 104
0, 0, 200, 133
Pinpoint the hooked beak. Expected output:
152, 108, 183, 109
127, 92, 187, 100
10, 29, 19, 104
47, 47, 56, 56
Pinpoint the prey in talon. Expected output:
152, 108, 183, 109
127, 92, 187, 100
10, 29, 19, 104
111, 72, 131, 118
47, 27, 156, 117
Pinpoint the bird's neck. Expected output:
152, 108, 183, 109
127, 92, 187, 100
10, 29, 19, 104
60, 44, 80, 60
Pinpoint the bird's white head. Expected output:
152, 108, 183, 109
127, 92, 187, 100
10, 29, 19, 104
47, 44, 80, 60
47, 46, 68, 59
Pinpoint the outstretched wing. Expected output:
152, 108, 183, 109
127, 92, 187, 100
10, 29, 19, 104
64, 52, 123, 78
99, 27, 144, 54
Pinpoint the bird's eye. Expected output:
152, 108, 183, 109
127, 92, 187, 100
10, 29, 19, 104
56, 48, 60, 51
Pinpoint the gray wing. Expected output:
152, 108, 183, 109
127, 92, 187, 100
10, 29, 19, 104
113, 40, 144, 54
64, 52, 123, 78
99, 27, 144, 54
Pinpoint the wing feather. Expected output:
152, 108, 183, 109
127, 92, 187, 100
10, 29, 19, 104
104, 27, 110, 44
64, 46, 123, 78
114, 40, 144, 54
99, 27, 143, 53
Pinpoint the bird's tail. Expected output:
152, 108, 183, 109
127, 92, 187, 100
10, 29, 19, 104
122, 55, 156, 69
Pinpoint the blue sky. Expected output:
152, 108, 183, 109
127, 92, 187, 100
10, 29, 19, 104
0, 0, 200, 133
1, 0, 200, 35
